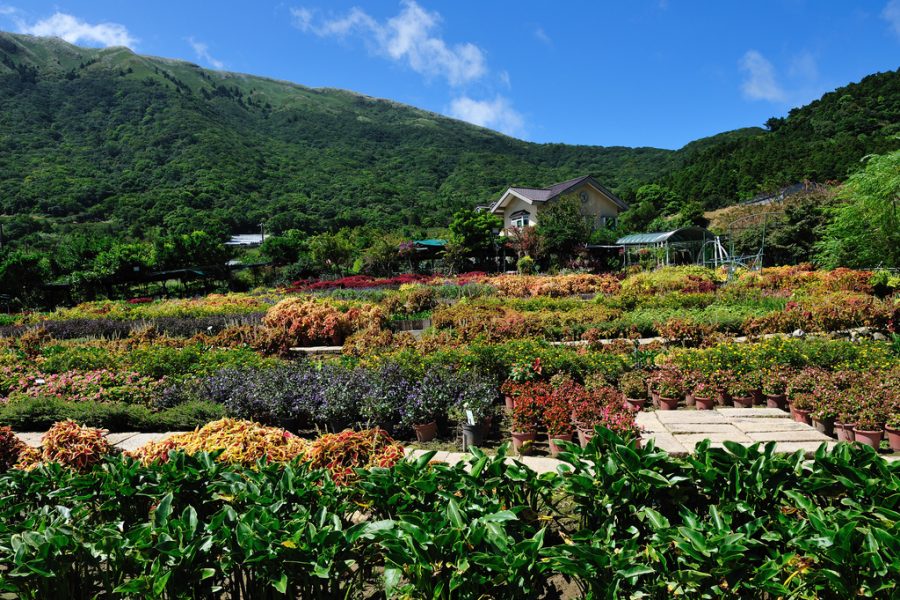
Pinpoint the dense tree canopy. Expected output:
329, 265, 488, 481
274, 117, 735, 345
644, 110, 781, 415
816, 149, 900, 269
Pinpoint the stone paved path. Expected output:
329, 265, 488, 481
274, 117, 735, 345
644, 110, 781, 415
635, 407, 837, 455
14, 408, 897, 476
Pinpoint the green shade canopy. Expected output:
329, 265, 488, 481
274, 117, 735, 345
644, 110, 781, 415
414, 239, 447, 247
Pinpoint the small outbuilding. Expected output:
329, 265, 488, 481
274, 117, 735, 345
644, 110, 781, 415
616, 226, 715, 267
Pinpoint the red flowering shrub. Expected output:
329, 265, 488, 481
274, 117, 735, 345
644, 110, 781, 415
544, 381, 579, 435
648, 367, 685, 399
285, 274, 435, 292
510, 382, 550, 432
570, 385, 636, 436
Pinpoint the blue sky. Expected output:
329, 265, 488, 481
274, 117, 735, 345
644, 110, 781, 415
1, 1, 898, 149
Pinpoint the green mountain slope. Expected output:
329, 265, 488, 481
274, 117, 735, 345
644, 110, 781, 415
0, 31, 897, 237
664, 72, 900, 207
0, 32, 672, 234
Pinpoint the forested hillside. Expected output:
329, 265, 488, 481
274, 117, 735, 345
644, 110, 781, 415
0, 32, 670, 238
664, 71, 900, 208
0, 31, 897, 243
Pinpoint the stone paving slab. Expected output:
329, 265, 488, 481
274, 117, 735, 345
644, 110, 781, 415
105, 432, 140, 446
644, 432, 688, 454
746, 430, 832, 443
654, 411, 728, 423
112, 433, 173, 451
665, 423, 748, 435
717, 407, 790, 418
15, 433, 44, 448
732, 420, 812, 433
634, 412, 667, 432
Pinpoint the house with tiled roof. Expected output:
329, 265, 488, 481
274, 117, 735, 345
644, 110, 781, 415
488, 175, 628, 233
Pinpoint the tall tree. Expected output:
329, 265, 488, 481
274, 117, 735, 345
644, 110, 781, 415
816, 150, 900, 268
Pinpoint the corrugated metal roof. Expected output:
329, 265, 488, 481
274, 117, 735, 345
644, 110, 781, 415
616, 227, 711, 245
414, 239, 447, 247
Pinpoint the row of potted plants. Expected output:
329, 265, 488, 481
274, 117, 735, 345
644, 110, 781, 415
502, 377, 638, 456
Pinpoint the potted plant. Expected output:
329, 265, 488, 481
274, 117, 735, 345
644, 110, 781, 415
650, 368, 683, 410
402, 369, 455, 443
761, 367, 789, 410
741, 370, 765, 405
544, 385, 574, 457
503, 358, 543, 410
500, 380, 521, 412
709, 370, 734, 406
885, 413, 900, 453
834, 408, 858, 443
448, 372, 497, 450
571, 386, 637, 447
810, 396, 838, 438
853, 410, 884, 450
509, 382, 545, 455
725, 375, 755, 408
618, 370, 648, 412
692, 382, 716, 411
788, 392, 814, 426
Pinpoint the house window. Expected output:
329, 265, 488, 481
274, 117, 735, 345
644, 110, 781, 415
601, 216, 618, 230
510, 210, 531, 228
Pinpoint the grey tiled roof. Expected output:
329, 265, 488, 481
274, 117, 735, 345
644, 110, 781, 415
509, 175, 594, 202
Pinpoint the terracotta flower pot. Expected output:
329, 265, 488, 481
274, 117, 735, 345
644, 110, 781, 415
657, 396, 680, 410
624, 397, 646, 412
885, 427, 900, 452
731, 395, 753, 409
504, 395, 515, 411
812, 416, 835, 438
694, 395, 715, 410
716, 388, 730, 407
413, 421, 438, 443
765, 393, 786, 410
853, 428, 883, 450
577, 426, 594, 448
511, 430, 537, 455
548, 432, 574, 457
834, 422, 856, 442
790, 407, 812, 426
751, 389, 764, 406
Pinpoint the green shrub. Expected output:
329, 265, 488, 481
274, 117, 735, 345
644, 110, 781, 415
40, 344, 120, 373
0, 396, 224, 432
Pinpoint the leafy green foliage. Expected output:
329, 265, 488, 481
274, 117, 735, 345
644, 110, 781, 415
535, 194, 591, 261
816, 149, 900, 268
0, 431, 898, 597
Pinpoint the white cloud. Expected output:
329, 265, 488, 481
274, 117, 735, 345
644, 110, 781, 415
188, 37, 224, 69
291, 1, 486, 86
883, 0, 900, 38
499, 69, 511, 88
448, 95, 525, 137
18, 12, 136, 48
739, 49, 786, 102
788, 50, 818, 81
534, 26, 551, 45
0, 6, 18, 16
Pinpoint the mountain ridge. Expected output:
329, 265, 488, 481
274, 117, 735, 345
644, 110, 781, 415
0, 31, 896, 238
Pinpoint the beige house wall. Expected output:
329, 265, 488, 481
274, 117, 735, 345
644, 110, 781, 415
495, 183, 623, 231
